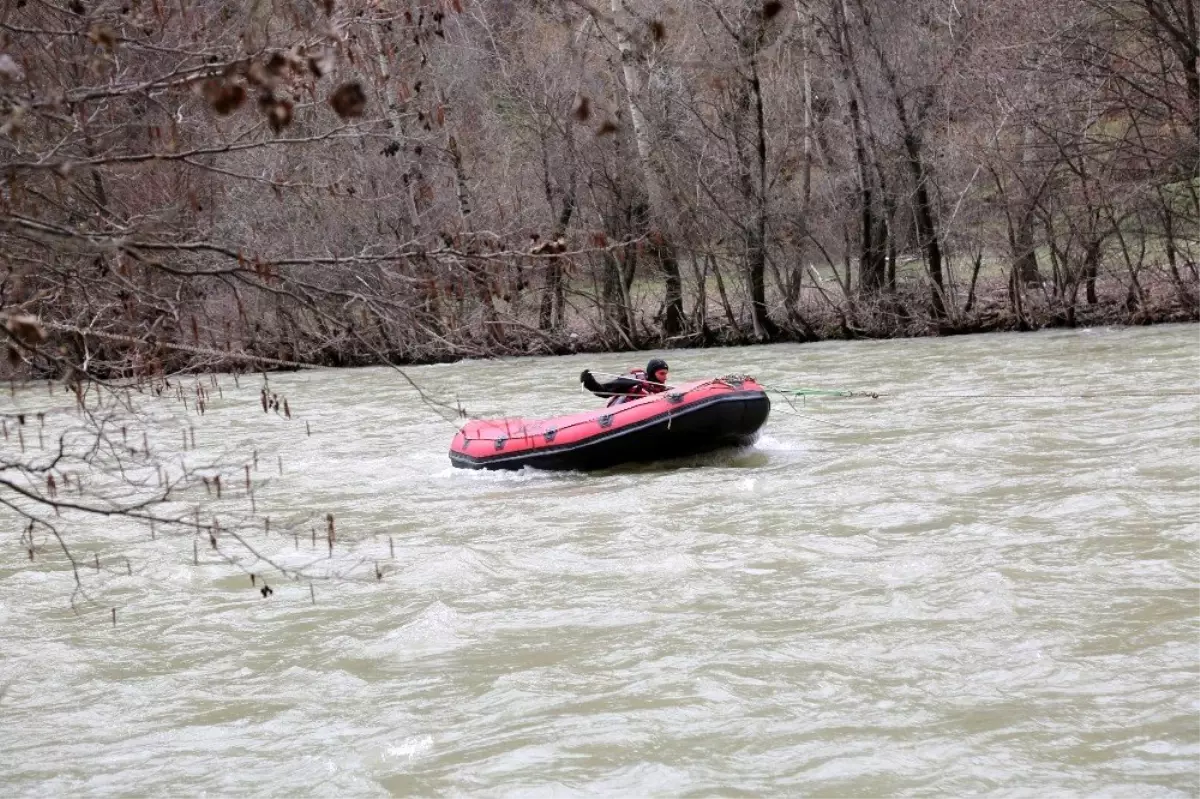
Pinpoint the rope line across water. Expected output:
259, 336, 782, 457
761, 385, 1199, 401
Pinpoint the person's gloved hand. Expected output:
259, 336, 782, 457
579, 369, 591, 384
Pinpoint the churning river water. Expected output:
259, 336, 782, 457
0, 324, 1197, 797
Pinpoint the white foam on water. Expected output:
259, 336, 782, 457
752, 433, 802, 452
385, 734, 434, 761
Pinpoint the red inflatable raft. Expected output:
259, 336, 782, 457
449, 376, 771, 471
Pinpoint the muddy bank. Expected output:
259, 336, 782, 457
254, 273, 1199, 369
13, 272, 1198, 381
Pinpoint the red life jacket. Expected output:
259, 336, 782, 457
605, 367, 667, 406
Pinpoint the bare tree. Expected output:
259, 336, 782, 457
607, 0, 685, 336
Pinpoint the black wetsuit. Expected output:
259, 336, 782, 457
580, 359, 670, 406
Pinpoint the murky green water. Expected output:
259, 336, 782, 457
1, 324, 1197, 796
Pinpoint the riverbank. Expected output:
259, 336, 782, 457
224, 271, 1200, 370
9, 270, 1197, 381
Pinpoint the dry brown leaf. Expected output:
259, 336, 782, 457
650, 20, 666, 42
203, 80, 246, 115
1, 104, 25, 139
596, 119, 619, 136
762, 1, 783, 20
572, 95, 591, 122
4, 315, 46, 347
264, 52, 289, 77
245, 61, 270, 87
88, 24, 117, 50
329, 82, 366, 118
260, 95, 294, 132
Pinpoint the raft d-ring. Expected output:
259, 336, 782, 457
598, 414, 614, 429
544, 428, 557, 442
667, 392, 685, 404
494, 437, 508, 450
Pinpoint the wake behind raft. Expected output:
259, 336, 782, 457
449, 376, 771, 471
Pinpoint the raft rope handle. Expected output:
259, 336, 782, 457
462, 401, 653, 442
469, 375, 743, 442
472, 385, 706, 441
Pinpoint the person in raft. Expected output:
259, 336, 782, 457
580, 358, 670, 406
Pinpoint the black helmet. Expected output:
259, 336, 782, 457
645, 358, 669, 382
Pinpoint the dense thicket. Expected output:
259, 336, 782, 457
2, 0, 1197, 376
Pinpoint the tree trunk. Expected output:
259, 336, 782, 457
1013, 208, 1041, 285
906, 134, 946, 319
831, 0, 885, 294
538, 130, 576, 331
1084, 242, 1100, 306
1011, 123, 1043, 285
708, 253, 742, 336
885, 197, 898, 291
610, 0, 683, 336
1158, 187, 1198, 308
601, 250, 634, 343
1141, 0, 1199, 140
964, 250, 984, 314
734, 55, 778, 340
850, 0, 945, 317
